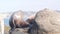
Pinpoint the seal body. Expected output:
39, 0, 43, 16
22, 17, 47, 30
9, 11, 30, 34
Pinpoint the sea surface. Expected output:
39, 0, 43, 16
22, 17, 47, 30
4, 17, 9, 26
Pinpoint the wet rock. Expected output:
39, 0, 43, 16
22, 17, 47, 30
35, 8, 60, 34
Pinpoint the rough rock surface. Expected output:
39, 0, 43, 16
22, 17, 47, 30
10, 28, 29, 34
35, 8, 60, 34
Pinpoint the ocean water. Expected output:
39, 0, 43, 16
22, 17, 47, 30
4, 18, 9, 26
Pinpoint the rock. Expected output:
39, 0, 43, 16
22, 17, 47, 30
4, 31, 9, 34
35, 8, 60, 34
9, 28, 29, 34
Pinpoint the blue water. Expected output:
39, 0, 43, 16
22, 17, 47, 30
4, 18, 9, 26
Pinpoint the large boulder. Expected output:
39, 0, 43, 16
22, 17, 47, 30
35, 8, 60, 34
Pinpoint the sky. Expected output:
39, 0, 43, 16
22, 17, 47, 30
0, 0, 60, 13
